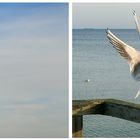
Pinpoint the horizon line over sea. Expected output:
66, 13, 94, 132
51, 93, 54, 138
73, 28, 136, 30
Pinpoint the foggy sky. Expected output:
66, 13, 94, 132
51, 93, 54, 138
0, 3, 68, 138
73, 3, 140, 29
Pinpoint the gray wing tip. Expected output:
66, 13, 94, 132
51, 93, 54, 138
133, 10, 136, 15
106, 28, 109, 35
106, 28, 112, 38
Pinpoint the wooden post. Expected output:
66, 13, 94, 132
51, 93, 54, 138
72, 115, 83, 137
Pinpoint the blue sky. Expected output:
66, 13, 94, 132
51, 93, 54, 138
73, 3, 140, 29
0, 3, 68, 39
0, 3, 68, 137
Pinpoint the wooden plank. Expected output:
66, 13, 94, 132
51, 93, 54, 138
104, 99, 140, 123
73, 99, 105, 116
72, 99, 140, 137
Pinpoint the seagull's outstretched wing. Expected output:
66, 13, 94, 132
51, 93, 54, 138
106, 29, 139, 63
135, 89, 140, 99
133, 10, 140, 35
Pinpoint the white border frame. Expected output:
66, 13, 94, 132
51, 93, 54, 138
1, 1, 140, 139
69, 1, 72, 139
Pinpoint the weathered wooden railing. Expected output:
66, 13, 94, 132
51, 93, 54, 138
72, 99, 140, 137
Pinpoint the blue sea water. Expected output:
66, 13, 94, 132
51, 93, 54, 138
73, 29, 140, 137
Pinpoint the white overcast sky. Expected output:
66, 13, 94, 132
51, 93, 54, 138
73, 3, 140, 29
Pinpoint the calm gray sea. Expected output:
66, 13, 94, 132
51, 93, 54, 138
73, 29, 140, 137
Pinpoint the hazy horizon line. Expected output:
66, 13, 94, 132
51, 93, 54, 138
73, 28, 136, 30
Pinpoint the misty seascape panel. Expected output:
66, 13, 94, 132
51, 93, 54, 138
0, 3, 68, 138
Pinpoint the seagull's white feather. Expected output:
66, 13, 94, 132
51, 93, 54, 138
135, 89, 140, 99
106, 29, 140, 74
133, 11, 140, 35
107, 29, 139, 63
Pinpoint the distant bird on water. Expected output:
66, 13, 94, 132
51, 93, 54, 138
106, 11, 140, 99
85, 79, 90, 83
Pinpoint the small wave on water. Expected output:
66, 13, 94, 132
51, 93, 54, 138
83, 115, 140, 137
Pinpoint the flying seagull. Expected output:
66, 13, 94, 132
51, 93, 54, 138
106, 29, 140, 99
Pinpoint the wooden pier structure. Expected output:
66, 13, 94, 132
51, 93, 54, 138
72, 99, 140, 137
